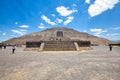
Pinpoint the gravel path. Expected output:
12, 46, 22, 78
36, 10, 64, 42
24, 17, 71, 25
0, 46, 120, 80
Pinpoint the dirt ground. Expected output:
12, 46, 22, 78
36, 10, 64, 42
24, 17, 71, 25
0, 46, 120, 80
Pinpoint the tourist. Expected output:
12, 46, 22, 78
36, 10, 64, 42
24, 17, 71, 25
12, 45, 16, 54
109, 44, 112, 51
0, 45, 2, 49
3, 45, 6, 49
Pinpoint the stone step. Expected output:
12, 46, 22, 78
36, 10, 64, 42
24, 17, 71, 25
43, 41, 76, 51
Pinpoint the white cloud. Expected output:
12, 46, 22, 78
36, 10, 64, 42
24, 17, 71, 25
19, 29, 27, 32
72, 4, 77, 7
105, 33, 120, 41
38, 26, 45, 29
2, 33, 6, 36
11, 35, 16, 37
15, 22, 18, 25
40, 23, 44, 25
83, 30, 87, 32
38, 23, 45, 29
51, 14, 55, 17
56, 6, 77, 16
56, 18, 63, 23
11, 29, 27, 36
112, 27, 120, 30
85, 0, 91, 4
88, 0, 119, 17
90, 28, 107, 36
41, 15, 55, 25
72, 4, 77, 10
106, 33, 120, 36
19, 25, 29, 28
64, 16, 74, 25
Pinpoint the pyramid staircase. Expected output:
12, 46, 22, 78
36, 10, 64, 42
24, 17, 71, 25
43, 41, 76, 51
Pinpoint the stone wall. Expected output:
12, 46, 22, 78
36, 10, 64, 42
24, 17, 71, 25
25, 41, 91, 51
26, 42, 41, 48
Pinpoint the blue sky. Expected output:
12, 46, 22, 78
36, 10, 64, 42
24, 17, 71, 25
0, 0, 120, 42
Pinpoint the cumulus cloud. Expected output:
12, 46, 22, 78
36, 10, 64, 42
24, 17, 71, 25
56, 18, 63, 23
51, 14, 55, 17
106, 33, 120, 40
83, 30, 87, 32
41, 15, 55, 25
88, 0, 119, 17
56, 6, 77, 16
15, 22, 18, 25
2, 33, 6, 36
64, 16, 74, 25
19, 25, 29, 28
38, 26, 45, 29
40, 23, 44, 25
11, 35, 16, 37
85, 0, 91, 4
38, 23, 45, 29
11, 29, 27, 36
19, 29, 27, 32
106, 33, 120, 36
90, 28, 107, 36
72, 4, 77, 7
112, 27, 120, 30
